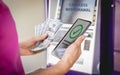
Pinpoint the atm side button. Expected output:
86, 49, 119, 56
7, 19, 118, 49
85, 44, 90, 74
84, 40, 91, 50
84, 32, 93, 38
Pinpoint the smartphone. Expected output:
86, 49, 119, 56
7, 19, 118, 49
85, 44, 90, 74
52, 18, 91, 59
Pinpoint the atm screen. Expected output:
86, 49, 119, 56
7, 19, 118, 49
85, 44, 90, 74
57, 0, 95, 24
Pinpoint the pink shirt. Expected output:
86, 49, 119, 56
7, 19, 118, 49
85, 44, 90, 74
0, 0, 25, 75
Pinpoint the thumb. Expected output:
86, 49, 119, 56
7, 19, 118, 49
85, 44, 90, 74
34, 33, 48, 42
74, 35, 85, 46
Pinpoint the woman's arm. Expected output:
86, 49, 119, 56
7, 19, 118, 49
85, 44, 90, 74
26, 35, 85, 75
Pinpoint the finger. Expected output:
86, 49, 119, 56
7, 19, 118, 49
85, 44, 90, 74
20, 49, 34, 56
35, 33, 48, 42
74, 35, 85, 46
39, 33, 48, 41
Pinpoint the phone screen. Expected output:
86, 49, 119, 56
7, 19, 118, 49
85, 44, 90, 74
52, 18, 91, 59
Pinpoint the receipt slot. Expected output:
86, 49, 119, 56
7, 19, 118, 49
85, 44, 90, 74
46, 0, 114, 75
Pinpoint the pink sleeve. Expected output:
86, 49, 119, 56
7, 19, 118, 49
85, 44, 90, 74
0, 1, 25, 75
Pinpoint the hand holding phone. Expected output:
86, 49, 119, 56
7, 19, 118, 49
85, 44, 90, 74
52, 18, 91, 59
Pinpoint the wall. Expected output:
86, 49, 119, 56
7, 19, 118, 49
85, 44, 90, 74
3, 0, 45, 41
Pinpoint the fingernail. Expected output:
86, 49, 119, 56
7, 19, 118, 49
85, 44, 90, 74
44, 33, 48, 36
80, 35, 85, 39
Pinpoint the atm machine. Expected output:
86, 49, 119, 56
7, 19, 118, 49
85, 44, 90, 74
46, 0, 114, 75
